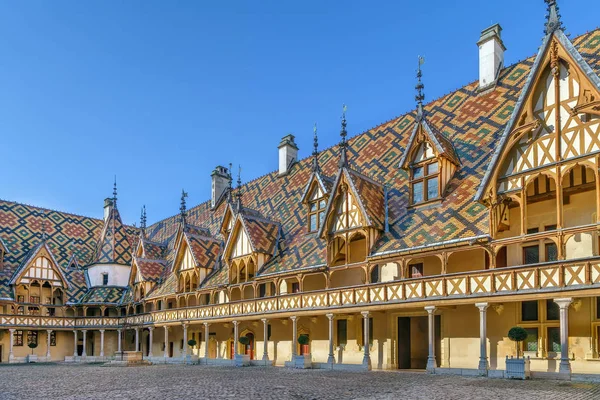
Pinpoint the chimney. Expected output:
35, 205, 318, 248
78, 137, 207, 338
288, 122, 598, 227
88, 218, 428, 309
278, 134, 298, 176
103, 198, 113, 221
477, 23, 505, 90
211, 165, 230, 207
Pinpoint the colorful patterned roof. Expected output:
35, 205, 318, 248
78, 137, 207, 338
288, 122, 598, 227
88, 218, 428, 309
399, 118, 461, 168
9, 240, 70, 288
91, 206, 133, 266
241, 213, 280, 256
186, 233, 221, 269
135, 258, 168, 283
139, 238, 167, 259
79, 286, 127, 305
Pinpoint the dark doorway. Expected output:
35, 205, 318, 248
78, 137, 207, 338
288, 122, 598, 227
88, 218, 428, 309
77, 345, 83, 356
169, 342, 174, 358
397, 315, 441, 369
397, 317, 411, 369
145, 331, 150, 356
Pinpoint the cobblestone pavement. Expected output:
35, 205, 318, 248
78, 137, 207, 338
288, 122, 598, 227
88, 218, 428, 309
0, 364, 599, 400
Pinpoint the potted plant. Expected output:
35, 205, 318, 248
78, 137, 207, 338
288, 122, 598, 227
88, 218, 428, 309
235, 336, 250, 367
186, 339, 198, 364
27, 342, 38, 363
505, 326, 531, 379
294, 335, 312, 369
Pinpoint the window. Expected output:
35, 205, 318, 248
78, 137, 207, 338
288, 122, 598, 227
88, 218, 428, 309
102, 273, 109, 286
409, 263, 423, 278
370, 266, 380, 283
523, 245, 539, 265
545, 243, 558, 262
291, 282, 300, 293
545, 224, 557, 231
522, 301, 539, 322
526, 227, 539, 234
27, 331, 38, 346
360, 317, 374, 347
259, 284, 266, 298
14, 330, 23, 346
410, 157, 440, 205
30, 296, 40, 304
308, 185, 327, 233
337, 319, 347, 347
523, 328, 538, 352
17, 295, 24, 303
546, 300, 559, 321
268, 324, 272, 340
547, 327, 561, 353
50, 331, 56, 346
47, 307, 56, 317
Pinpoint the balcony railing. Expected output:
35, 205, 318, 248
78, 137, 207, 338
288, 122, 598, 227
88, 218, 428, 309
1, 258, 599, 329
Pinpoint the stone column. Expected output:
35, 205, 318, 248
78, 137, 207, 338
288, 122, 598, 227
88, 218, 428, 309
117, 329, 122, 354
261, 318, 269, 361
425, 306, 436, 373
164, 326, 169, 359
361, 311, 371, 370
99, 329, 105, 357
475, 303, 489, 374
9, 328, 15, 361
46, 330, 52, 359
203, 322, 210, 361
81, 330, 87, 358
135, 327, 140, 352
290, 316, 297, 358
182, 323, 189, 357
555, 298, 573, 374
148, 327, 154, 358
233, 321, 240, 357
326, 313, 335, 364
73, 330, 78, 357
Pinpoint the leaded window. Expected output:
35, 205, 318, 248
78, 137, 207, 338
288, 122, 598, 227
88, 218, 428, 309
307, 184, 326, 233
410, 143, 440, 205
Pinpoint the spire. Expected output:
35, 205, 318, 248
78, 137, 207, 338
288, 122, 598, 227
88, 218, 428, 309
180, 189, 188, 225
235, 165, 243, 212
415, 56, 425, 121
41, 210, 47, 241
544, 0, 563, 35
338, 104, 348, 168
312, 123, 320, 172
112, 176, 118, 209
140, 205, 147, 232
227, 162, 234, 204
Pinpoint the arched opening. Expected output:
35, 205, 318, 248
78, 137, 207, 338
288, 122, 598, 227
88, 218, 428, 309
188, 295, 197, 307
330, 267, 366, 288
279, 277, 301, 295
257, 282, 276, 298
330, 237, 347, 267
243, 332, 254, 360
179, 274, 186, 293
230, 287, 242, 302
348, 232, 367, 264
447, 249, 488, 274
242, 285, 255, 300
562, 164, 596, 228
302, 273, 327, 291
525, 174, 558, 233
405, 256, 442, 278
199, 293, 210, 305
379, 262, 399, 282
52, 288, 64, 306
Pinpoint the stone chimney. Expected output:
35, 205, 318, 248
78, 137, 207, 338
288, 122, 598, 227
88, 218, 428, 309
103, 198, 113, 221
477, 24, 506, 90
211, 165, 230, 207
278, 134, 298, 176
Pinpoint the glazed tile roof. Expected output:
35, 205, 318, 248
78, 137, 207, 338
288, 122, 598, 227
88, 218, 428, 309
186, 233, 221, 269
241, 213, 280, 256
399, 118, 461, 168
79, 286, 127, 305
135, 258, 168, 283
9, 240, 70, 288
92, 206, 133, 266
139, 238, 167, 259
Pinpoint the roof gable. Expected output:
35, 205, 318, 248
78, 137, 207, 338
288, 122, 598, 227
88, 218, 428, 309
92, 207, 133, 266
399, 118, 460, 169
300, 171, 334, 204
10, 241, 70, 288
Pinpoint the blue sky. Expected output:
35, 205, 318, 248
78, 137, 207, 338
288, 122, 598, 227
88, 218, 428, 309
0, 0, 596, 225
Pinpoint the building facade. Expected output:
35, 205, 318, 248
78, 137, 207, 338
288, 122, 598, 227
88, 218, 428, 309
1, 0, 600, 378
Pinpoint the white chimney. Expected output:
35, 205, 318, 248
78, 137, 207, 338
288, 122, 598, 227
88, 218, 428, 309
103, 198, 113, 221
278, 134, 298, 176
211, 165, 230, 207
477, 24, 505, 90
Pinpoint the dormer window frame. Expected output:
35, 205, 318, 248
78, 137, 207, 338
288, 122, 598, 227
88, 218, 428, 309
307, 182, 327, 233
409, 141, 441, 206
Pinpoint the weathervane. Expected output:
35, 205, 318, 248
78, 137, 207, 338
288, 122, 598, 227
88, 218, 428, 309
235, 165, 243, 211
113, 175, 118, 209
338, 104, 348, 168
416, 56, 425, 120
312, 123, 320, 172
180, 189, 188, 225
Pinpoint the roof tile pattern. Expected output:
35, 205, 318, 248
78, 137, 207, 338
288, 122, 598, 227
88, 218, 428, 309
93, 207, 133, 265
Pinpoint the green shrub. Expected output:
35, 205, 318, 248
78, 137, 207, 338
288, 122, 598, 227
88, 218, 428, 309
297, 334, 309, 346
238, 336, 250, 346
508, 326, 528, 358
28, 342, 38, 354
187, 339, 197, 347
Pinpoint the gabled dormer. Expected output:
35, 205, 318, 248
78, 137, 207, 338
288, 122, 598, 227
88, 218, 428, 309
223, 212, 280, 284
130, 256, 167, 301
399, 60, 460, 206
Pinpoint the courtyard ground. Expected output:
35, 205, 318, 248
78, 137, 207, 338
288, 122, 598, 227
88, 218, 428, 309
0, 364, 599, 400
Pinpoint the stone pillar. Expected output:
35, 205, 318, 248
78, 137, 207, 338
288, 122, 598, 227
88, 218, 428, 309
81, 330, 87, 358
9, 328, 15, 361
290, 316, 297, 358
261, 318, 269, 361
555, 298, 573, 374
425, 306, 436, 373
46, 330, 52, 359
135, 327, 140, 352
182, 323, 188, 357
148, 327, 154, 358
163, 326, 169, 359
476, 303, 489, 374
73, 330, 78, 357
361, 311, 372, 370
203, 322, 210, 360
326, 313, 335, 364
233, 321, 240, 357
99, 329, 105, 357
117, 329, 122, 354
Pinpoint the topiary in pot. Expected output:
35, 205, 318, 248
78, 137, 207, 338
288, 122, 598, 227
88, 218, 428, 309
238, 336, 250, 346
28, 342, 38, 355
508, 326, 528, 358
187, 339, 197, 348
297, 334, 309, 346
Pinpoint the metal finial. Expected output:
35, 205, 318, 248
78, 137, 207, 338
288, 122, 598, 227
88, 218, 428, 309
112, 175, 118, 209
312, 123, 320, 172
140, 205, 147, 231
416, 56, 425, 120
235, 165, 243, 211
338, 105, 348, 168
180, 189, 188, 224
544, 0, 563, 35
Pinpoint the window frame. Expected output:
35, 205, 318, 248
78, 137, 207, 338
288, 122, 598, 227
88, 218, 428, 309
410, 156, 440, 205
102, 273, 109, 286
14, 330, 24, 346
518, 300, 560, 358
307, 186, 327, 233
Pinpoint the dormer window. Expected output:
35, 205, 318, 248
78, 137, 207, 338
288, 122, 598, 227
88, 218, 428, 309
102, 273, 109, 286
410, 143, 440, 205
308, 185, 326, 233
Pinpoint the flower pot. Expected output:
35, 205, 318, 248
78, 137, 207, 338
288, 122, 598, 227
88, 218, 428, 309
234, 354, 250, 367
294, 354, 312, 369
505, 356, 530, 379
27, 354, 38, 363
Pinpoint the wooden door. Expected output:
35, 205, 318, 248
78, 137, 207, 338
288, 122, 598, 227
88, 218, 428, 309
169, 342, 174, 358
397, 317, 411, 369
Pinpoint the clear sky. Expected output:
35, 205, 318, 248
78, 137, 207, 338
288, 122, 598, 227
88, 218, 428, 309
0, 0, 597, 226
